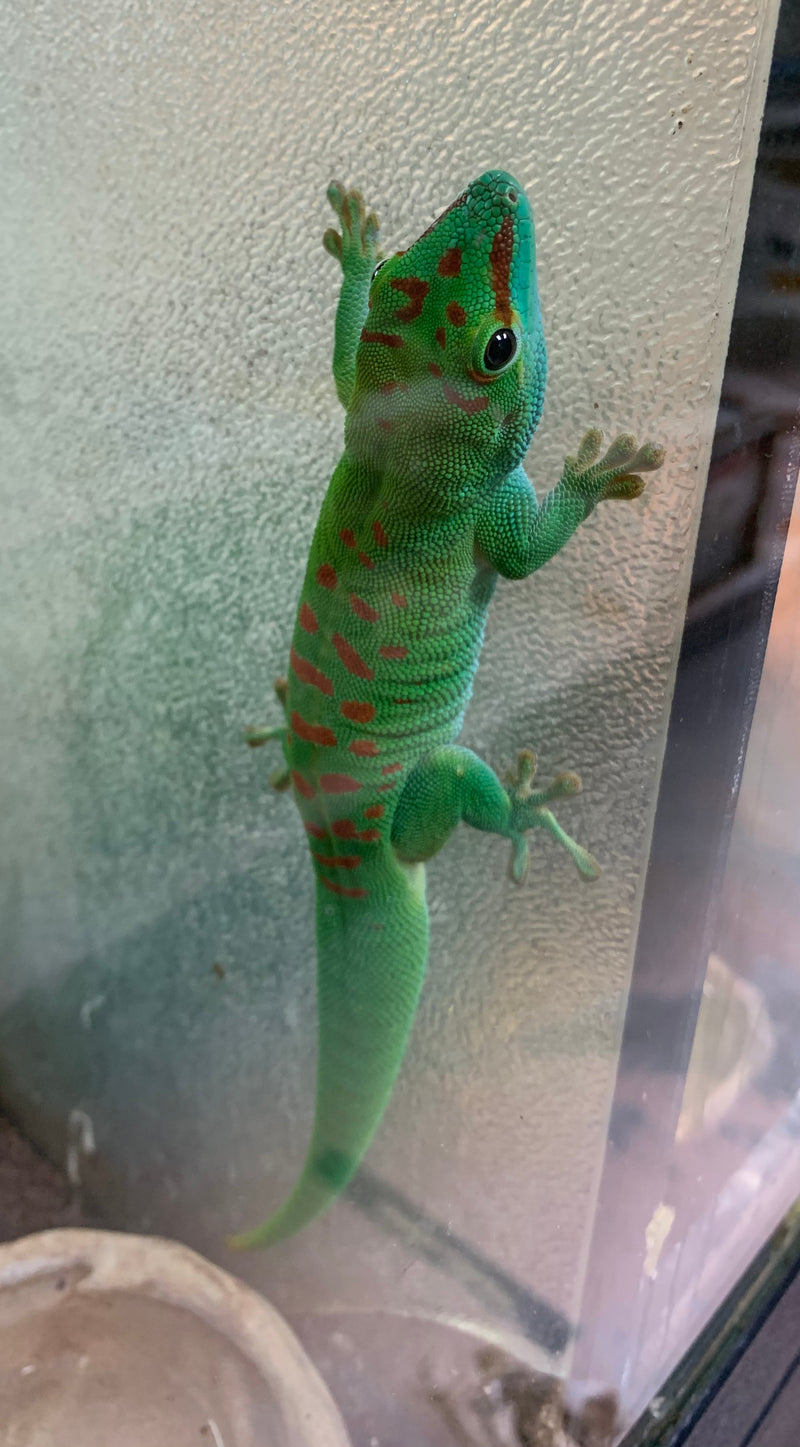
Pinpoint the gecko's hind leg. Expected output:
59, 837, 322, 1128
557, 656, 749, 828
245, 677, 291, 790
392, 744, 598, 883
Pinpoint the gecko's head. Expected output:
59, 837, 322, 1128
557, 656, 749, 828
346, 170, 546, 512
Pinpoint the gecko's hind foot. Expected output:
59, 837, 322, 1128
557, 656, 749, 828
506, 749, 599, 884
245, 677, 290, 784
244, 677, 289, 748
323, 182, 383, 277
244, 725, 284, 749
563, 429, 666, 506
245, 723, 290, 792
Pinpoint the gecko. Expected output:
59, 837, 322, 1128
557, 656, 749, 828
229, 170, 664, 1248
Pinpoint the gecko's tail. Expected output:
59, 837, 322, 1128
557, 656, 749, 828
228, 853, 429, 1249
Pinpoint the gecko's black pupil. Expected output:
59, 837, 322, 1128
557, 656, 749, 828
483, 329, 516, 371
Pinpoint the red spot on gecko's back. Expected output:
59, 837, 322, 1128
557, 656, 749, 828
364, 803, 384, 819
391, 276, 429, 322
443, 380, 490, 416
349, 739, 378, 757
445, 301, 467, 326
438, 247, 462, 278
320, 772, 362, 794
381, 762, 402, 775
333, 633, 374, 680
290, 711, 337, 747
350, 593, 379, 623
428, 363, 443, 378
320, 877, 368, 899
291, 770, 315, 799
332, 819, 381, 842
304, 822, 327, 840
316, 563, 337, 589
340, 699, 375, 724
358, 551, 375, 570
361, 330, 404, 348
379, 644, 408, 660
372, 520, 388, 547
490, 214, 514, 325
377, 419, 394, 434
312, 852, 361, 870
298, 602, 318, 633
392, 592, 407, 608
435, 327, 446, 349
339, 529, 356, 548
290, 645, 334, 697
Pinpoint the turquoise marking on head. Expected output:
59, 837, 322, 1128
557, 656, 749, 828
346, 170, 547, 509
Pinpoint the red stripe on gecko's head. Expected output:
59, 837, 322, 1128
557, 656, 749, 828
489, 214, 514, 326
438, 248, 462, 277
391, 277, 429, 322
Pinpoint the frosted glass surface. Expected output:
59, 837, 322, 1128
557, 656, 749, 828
0, 0, 779, 1428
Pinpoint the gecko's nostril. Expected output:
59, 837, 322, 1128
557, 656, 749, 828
507, 188, 518, 204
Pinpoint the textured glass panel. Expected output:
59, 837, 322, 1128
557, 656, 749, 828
0, 0, 781, 1440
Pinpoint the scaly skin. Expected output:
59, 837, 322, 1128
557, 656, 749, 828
230, 172, 664, 1248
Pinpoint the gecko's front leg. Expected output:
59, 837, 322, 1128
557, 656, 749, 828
323, 182, 383, 409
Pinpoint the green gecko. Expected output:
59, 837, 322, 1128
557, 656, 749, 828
230, 170, 664, 1249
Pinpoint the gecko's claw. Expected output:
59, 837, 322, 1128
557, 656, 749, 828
506, 749, 599, 883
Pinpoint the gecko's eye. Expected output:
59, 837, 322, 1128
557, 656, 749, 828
371, 259, 388, 280
483, 329, 517, 372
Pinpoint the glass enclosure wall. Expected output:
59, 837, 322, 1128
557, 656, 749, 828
0, 0, 784, 1442
577, 13, 800, 1428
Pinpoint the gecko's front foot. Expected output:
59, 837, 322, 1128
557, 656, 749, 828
506, 749, 599, 884
563, 429, 665, 506
323, 182, 383, 281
